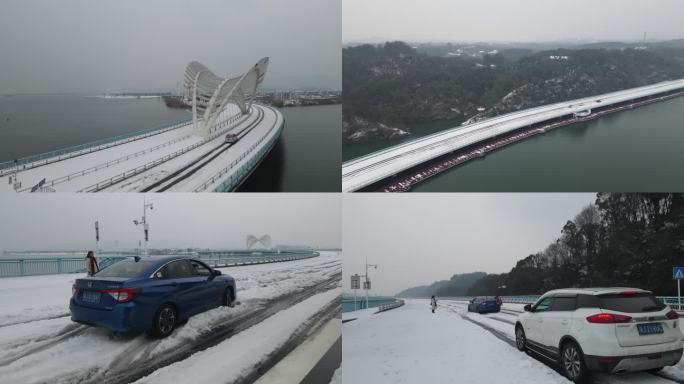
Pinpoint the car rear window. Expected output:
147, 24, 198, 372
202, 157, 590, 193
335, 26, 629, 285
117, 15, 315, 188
597, 293, 666, 313
96, 259, 154, 278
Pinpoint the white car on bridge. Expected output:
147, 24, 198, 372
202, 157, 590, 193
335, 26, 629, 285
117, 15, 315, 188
514, 288, 682, 383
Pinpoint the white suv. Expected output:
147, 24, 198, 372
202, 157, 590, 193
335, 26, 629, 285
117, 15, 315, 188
515, 288, 682, 382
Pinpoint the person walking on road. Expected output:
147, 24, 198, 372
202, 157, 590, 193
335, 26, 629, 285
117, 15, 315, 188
430, 295, 437, 313
85, 251, 99, 276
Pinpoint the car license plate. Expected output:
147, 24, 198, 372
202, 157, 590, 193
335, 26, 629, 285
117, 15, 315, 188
637, 323, 663, 335
82, 290, 101, 304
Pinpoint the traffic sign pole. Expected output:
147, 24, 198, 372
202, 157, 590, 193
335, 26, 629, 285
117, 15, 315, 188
673, 267, 684, 311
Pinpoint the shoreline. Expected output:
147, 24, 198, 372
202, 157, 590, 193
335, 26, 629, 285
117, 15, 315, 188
374, 89, 684, 192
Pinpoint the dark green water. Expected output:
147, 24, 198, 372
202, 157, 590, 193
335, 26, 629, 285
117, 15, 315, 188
411, 96, 684, 191
0, 95, 340, 192
0, 95, 191, 161
238, 104, 341, 192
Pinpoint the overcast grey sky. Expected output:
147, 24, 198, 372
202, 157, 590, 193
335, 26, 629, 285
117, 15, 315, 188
343, 193, 596, 296
343, 0, 684, 44
0, 0, 341, 94
0, 194, 340, 252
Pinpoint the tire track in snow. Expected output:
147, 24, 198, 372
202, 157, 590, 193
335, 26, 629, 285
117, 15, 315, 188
454, 306, 683, 384
483, 314, 516, 326
77, 273, 341, 384
0, 323, 88, 367
233, 296, 341, 384
0, 313, 70, 329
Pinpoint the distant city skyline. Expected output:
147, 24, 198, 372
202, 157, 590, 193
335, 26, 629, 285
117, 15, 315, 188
344, 0, 684, 44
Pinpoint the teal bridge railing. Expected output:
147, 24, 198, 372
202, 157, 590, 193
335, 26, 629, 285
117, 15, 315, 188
440, 295, 684, 312
0, 250, 319, 278
0, 118, 192, 174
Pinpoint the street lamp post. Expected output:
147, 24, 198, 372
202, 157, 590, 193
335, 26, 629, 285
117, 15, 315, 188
133, 197, 154, 256
365, 257, 378, 310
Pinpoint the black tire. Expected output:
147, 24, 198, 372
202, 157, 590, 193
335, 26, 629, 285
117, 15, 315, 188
148, 304, 177, 338
222, 287, 235, 307
561, 341, 590, 383
515, 325, 526, 351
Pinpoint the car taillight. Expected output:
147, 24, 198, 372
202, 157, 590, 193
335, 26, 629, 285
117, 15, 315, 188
586, 313, 632, 323
620, 291, 639, 295
72, 284, 79, 295
666, 310, 679, 320
102, 288, 141, 303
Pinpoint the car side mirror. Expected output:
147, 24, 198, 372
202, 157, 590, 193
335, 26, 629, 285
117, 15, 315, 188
524, 304, 532, 312
212, 269, 222, 276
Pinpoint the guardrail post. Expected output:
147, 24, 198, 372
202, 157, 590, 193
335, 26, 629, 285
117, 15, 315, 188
19, 259, 24, 276
57, 259, 62, 273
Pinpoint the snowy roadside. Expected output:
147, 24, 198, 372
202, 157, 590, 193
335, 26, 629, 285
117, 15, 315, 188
342, 299, 570, 383
133, 287, 340, 384
0, 252, 341, 384
442, 300, 684, 383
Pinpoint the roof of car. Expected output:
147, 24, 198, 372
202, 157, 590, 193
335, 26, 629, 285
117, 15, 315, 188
542, 287, 651, 296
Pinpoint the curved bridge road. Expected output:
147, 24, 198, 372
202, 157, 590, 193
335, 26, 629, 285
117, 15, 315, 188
342, 79, 684, 192
0, 252, 341, 384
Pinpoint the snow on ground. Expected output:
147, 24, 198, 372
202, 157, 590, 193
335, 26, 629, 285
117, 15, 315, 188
0, 273, 77, 326
343, 299, 569, 383
0, 252, 340, 384
342, 306, 377, 322
443, 300, 684, 384
133, 287, 340, 384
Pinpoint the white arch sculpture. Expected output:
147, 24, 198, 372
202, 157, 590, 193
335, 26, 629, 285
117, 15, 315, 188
183, 57, 269, 138
246, 234, 272, 250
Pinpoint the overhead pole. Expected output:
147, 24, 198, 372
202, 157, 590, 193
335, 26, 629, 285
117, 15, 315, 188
365, 256, 378, 310
133, 197, 154, 256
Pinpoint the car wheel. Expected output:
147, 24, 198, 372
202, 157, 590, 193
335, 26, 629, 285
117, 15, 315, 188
515, 325, 526, 351
561, 341, 589, 383
148, 304, 177, 338
222, 287, 235, 308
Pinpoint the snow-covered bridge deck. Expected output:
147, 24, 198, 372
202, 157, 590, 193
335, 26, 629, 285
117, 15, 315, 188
0, 252, 341, 384
0, 103, 283, 193
343, 299, 684, 383
342, 79, 684, 192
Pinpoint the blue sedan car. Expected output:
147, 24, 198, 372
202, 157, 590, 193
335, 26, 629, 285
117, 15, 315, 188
467, 296, 502, 314
70, 256, 236, 338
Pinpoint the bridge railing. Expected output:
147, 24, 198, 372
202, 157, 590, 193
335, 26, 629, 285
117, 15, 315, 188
0, 251, 319, 278
202, 251, 318, 268
377, 299, 405, 313
0, 256, 128, 277
79, 112, 247, 192
0, 119, 193, 176
441, 295, 684, 312
198, 107, 282, 192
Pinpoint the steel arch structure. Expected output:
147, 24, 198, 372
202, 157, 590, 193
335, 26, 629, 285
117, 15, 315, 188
183, 57, 269, 137
246, 234, 272, 250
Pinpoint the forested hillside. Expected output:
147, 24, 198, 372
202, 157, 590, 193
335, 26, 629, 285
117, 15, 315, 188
343, 41, 684, 143
396, 272, 486, 298
467, 193, 684, 296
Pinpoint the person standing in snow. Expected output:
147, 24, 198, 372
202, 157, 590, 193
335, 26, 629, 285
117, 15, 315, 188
85, 251, 99, 276
430, 295, 437, 313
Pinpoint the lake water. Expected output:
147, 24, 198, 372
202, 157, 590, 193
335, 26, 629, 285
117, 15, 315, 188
0, 95, 340, 192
